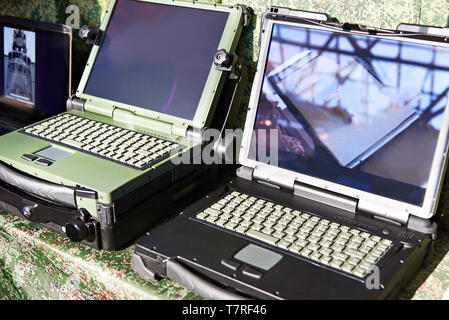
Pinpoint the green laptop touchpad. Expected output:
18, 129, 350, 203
35, 146, 73, 161
235, 244, 283, 271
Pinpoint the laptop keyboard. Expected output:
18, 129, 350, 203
22, 113, 183, 170
196, 191, 394, 279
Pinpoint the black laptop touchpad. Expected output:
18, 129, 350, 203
234, 244, 283, 271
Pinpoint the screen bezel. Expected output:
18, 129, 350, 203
0, 15, 72, 114
76, 0, 242, 131
240, 16, 449, 220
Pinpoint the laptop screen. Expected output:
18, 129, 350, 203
250, 23, 449, 206
0, 20, 70, 115
83, 0, 229, 120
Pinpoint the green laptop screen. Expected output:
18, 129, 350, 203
84, 0, 229, 120
250, 23, 449, 206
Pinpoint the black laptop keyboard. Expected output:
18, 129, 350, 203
195, 191, 395, 279
21, 113, 184, 170
0, 127, 12, 136
0, 119, 20, 136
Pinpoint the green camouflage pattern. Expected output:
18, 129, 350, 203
0, 212, 200, 300
0, 0, 449, 300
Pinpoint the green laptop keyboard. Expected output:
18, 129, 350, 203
196, 191, 394, 279
22, 113, 183, 170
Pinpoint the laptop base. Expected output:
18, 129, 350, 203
0, 102, 51, 136
132, 177, 433, 299
0, 164, 216, 251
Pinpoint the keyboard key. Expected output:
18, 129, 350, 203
353, 268, 367, 278
289, 245, 302, 254
300, 248, 313, 258
61, 138, 84, 148
250, 224, 263, 231
310, 252, 322, 261
236, 226, 248, 234
216, 219, 228, 227
342, 263, 355, 273
273, 231, 286, 239
206, 215, 218, 223
262, 227, 274, 235
247, 229, 278, 246
205, 208, 220, 217
320, 256, 332, 265
348, 257, 361, 266
224, 222, 238, 231
330, 259, 344, 269
278, 240, 290, 249
197, 212, 208, 220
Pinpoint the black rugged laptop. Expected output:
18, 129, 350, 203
132, 8, 449, 299
0, 15, 71, 135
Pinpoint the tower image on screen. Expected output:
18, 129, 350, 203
4, 28, 35, 105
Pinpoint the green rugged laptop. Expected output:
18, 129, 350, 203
0, 0, 250, 250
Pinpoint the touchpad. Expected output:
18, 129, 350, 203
35, 146, 73, 161
234, 244, 283, 271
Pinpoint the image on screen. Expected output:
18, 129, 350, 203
0, 23, 70, 115
3, 27, 35, 105
83, 0, 229, 120
250, 23, 449, 206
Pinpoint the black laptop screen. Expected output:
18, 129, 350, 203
0, 21, 70, 115
250, 23, 449, 206
83, 0, 229, 120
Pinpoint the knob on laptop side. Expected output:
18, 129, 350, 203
65, 219, 89, 242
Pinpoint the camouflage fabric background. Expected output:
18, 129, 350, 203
0, 0, 449, 300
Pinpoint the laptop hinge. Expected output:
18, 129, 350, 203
293, 182, 358, 214
237, 165, 294, 190
83, 99, 114, 117
358, 200, 409, 225
236, 166, 254, 181
237, 166, 414, 227
66, 96, 86, 112
268, 7, 329, 21
172, 123, 189, 138
397, 23, 449, 38
112, 107, 173, 136
252, 166, 295, 191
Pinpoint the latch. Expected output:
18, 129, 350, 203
79, 25, 104, 45
211, 49, 246, 161
213, 49, 242, 80
236, 5, 253, 28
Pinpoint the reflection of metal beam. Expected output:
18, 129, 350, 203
345, 36, 384, 85
421, 86, 449, 122
271, 36, 449, 71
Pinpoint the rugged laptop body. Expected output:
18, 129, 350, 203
132, 7, 449, 299
0, 0, 251, 251
0, 15, 72, 135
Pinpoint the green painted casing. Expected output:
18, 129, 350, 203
76, 0, 246, 136
0, 110, 193, 210
0, 0, 246, 217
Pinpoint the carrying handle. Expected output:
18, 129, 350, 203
0, 161, 76, 208
165, 259, 250, 300
0, 180, 95, 243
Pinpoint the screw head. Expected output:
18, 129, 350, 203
22, 206, 33, 218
